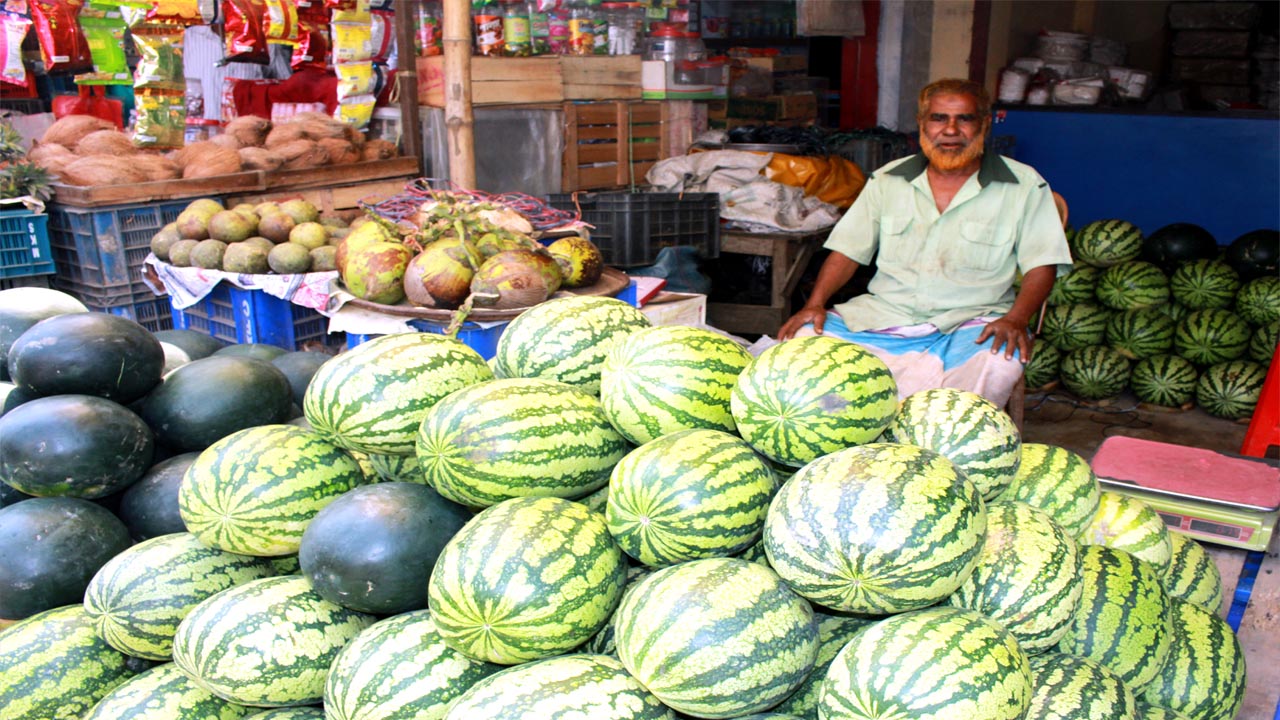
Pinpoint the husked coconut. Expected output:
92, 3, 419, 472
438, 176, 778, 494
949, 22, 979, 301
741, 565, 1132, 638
224, 115, 272, 147
75, 130, 138, 157
41, 115, 115, 148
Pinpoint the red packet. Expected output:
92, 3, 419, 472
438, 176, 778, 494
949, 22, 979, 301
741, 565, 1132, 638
223, 0, 268, 64
30, 0, 91, 72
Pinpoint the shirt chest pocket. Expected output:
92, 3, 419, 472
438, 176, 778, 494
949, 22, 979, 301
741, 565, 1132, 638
876, 215, 914, 264
954, 220, 1015, 272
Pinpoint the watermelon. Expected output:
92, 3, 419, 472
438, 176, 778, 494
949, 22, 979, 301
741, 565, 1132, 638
428, 496, 626, 664
83, 532, 279, 660
1095, 261, 1169, 310
764, 443, 986, 614
82, 662, 252, 720
1056, 545, 1172, 692
270, 351, 331, 407
582, 565, 652, 656
820, 607, 1031, 720
1106, 308, 1175, 360
442, 654, 674, 720
1173, 309, 1250, 366
1073, 219, 1143, 268
303, 332, 494, 455
1159, 301, 1190, 323
6, 312, 163, 404
948, 501, 1083, 654
1235, 275, 1280, 326
1039, 303, 1110, 351
1023, 339, 1062, 389
0, 287, 88, 382
1141, 597, 1246, 720
997, 443, 1101, 537
1169, 260, 1240, 310
730, 335, 898, 467
242, 710, 324, 720
1141, 223, 1218, 274
605, 429, 774, 567
153, 328, 225, 360
179, 424, 366, 556
883, 388, 1021, 500
1024, 651, 1138, 720
1080, 491, 1173, 575
172, 576, 376, 707
116, 453, 199, 540
1060, 346, 1132, 400
366, 452, 419, 482
214, 343, 288, 360
1249, 320, 1278, 363
1162, 532, 1223, 614
324, 610, 501, 720
1137, 703, 1193, 720
599, 325, 752, 445
139, 356, 294, 452
417, 378, 629, 508
1195, 359, 1265, 419
578, 483, 609, 515
0, 605, 149, 720
492, 295, 651, 394
0, 497, 131, 622
1131, 354, 1200, 407
769, 612, 874, 718
1224, 228, 1279, 281
1046, 263, 1100, 307
613, 557, 818, 718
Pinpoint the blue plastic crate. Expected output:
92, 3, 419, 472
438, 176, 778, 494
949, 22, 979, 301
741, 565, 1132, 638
345, 319, 508, 359
0, 210, 55, 279
83, 296, 174, 333
170, 283, 333, 350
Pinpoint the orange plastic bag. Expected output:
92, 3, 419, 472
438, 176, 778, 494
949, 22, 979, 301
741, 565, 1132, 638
764, 153, 866, 210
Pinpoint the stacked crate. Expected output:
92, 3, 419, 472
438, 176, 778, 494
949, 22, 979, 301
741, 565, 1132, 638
1167, 2, 1263, 107
713, 54, 818, 129
562, 101, 702, 192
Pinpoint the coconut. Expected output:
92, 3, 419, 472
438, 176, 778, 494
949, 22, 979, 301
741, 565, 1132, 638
27, 143, 76, 175
75, 130, 138, 157
546, 235, 604, 288
264, 124, 309, 148
182, 146, 242, 178
404, 238, 483, 309
225, 115, 272, 147
281, 142, 330, 170
361, 139, 398, 161
132, 154, 181, 181
238, 147, 284, 171
60, 155, 148, 186
41, 115, 115, 148
209, 133, 243, 150
470, 249, 560, 309
291, 112, 348, 139
170, 141, 221, 169
317, 138, 360, 165
342, 124, 366, 149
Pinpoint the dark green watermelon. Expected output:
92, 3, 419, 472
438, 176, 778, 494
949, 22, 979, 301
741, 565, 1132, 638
152, 329, 226, 360
7, 313, 164, 404
0, 288, 88, 382
116, 453, 200, 541
138, 356, 293, 451
271, 351, 333, 407
213, 343, 289, 361
1141, 223, 1218, 275
1225, 229, 1279, 281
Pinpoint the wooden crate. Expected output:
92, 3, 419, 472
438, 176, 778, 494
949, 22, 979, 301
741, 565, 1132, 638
225, 176, 413, 218
562, 101, 666, 192
562, 56, 643, 100
416, 56, 564, 107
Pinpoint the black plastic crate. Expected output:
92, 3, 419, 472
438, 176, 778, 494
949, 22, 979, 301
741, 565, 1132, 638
545, 192, 720, 268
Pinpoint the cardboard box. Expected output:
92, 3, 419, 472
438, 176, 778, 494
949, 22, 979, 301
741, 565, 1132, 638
727, 93, 818, 121
416, 56, 563, 107
641, 60, 727, 101
641, 292, 707, 327
744, 55, 809, 74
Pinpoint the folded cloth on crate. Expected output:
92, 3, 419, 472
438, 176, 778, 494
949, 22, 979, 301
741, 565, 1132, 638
144, 255, 337, 312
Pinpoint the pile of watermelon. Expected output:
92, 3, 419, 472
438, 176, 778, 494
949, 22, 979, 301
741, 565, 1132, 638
0, 290, 1250, 720
1028, 220, 1279, 419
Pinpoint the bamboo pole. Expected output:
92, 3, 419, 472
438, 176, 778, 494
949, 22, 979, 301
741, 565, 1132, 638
442, 0, 476, 189
393, 0, 422, 175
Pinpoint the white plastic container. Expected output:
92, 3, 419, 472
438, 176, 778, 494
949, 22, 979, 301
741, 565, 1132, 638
998, 68, 1031, 103
1036, 31, 1090, 61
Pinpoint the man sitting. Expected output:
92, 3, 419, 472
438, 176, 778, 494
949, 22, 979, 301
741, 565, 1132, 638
777, 78, 1072, 408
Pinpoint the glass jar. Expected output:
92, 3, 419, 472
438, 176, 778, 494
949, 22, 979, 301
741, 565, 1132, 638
503, 0, 531, 56
567, 1, 594, 56
529, 1, 551, 55
415, 1, 443, 56
473, 1, 505, 56
603, 2, 642, 55
641, 26, 686, 63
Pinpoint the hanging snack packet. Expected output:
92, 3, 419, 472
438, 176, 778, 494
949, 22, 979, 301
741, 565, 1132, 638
0, 12, 30, 87
30, 0, 92, 73
133, 91, 187, 148
147, 0, 201, 24
335, 60, 374, 100
331, 20, 372, 64
132, 23, 185, 90
334, 93, 375, 130
369, 8, 394, 62
264, 0, 298, 45
330, 0, 370, 24
223, 0, 268, 64
291, 15, 329, 71
77, 11, 130, 84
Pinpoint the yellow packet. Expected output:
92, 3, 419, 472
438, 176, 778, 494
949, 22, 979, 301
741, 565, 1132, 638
265, 0, 299, 44
331, 22, 373, 64
335, 61, 374, 100
334, 94, 375, 130
330, 0, 371, 24
133, 91, 187, 149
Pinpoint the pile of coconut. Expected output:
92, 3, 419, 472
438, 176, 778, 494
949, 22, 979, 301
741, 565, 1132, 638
27, 113, 399, 187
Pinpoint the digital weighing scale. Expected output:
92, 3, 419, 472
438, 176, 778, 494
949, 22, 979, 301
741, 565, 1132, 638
1091, 436, 1280, 552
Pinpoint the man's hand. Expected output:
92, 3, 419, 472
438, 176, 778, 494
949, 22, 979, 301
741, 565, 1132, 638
975, 315, 1032, 362
778, 306, 828, 340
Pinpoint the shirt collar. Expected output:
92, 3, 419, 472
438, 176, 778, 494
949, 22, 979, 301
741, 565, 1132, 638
884, 151, 1019, 187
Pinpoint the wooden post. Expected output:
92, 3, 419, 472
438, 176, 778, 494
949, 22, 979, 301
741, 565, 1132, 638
393, 0, 422, 175
442, 0, 476, 189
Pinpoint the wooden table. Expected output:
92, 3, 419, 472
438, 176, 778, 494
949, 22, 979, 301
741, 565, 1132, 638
707, 228, 830, 337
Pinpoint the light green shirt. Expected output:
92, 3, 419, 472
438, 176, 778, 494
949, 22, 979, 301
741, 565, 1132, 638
825, 152, 1073, 334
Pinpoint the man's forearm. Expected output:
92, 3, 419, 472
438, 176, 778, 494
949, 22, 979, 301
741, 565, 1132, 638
801, 252, 861, 310
1006, 265, 1057, 325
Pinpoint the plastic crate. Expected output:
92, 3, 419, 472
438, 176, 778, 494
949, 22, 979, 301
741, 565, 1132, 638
84, 296, 174, 333
545, 192, 720, 268
170, 283, 332, 350
0, 210, 55, 279
47, 198, 208, 305
345, 319, 508, 359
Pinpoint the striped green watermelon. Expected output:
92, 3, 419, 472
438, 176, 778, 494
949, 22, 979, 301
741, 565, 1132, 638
324, 610, 501, 720
1136, 703, 1193, 720
416, 378, 628, 508
1196, 360, 1266, 419
303, 333, 493, 455
1024, 339, 1063, 389
1106, 308, 1175, 360
578, 483, 609, 515
1249, 320, 1279, 363
1046, 263, 1100, 307
83, 532, 280, 660
599, 325, 752, 445
769, 611, 874, 718
997, 443, 1101, 537
1080, 491, 1173, 575
1162, 532, 1223, 614
1174, 309, 1250, 366
443, 654, 674, 720
730, 335, 897, 467
820, 607, 1031, 720
605, 428, 775, 567
763, 443, 986, 614
582, 565, 652, 656
1056, 545, 1172, 692
735, 537, 770, 567
83, 662, 252, 720
1040, 303, 1110, 351
1141, 597, 1246, 720
243, 710, 325, 720
179, 425, 365, 556
1060, 346, 1132, 400
613, 557, 818, 718
1159, 301, 1191, 323
0, 605, 148, 720
428, 496, 625, 664
1169, 260, 1240, 310
1024, 652, 1137, 720
883, 388, 1021, 500
948, 501, 1083, 654
1095, 261, 1170, 310
1131, 354, 1199, 408
366, 452, 419, 482
1235, 275, 1280, 326
492, 295, 651, 394
172, 575, 375, 707
1073, 219, 1143, 268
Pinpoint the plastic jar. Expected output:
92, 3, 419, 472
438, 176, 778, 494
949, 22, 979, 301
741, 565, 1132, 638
642, 26, 687, 63
503, 0, 532, 56
567, 2, 594, 56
